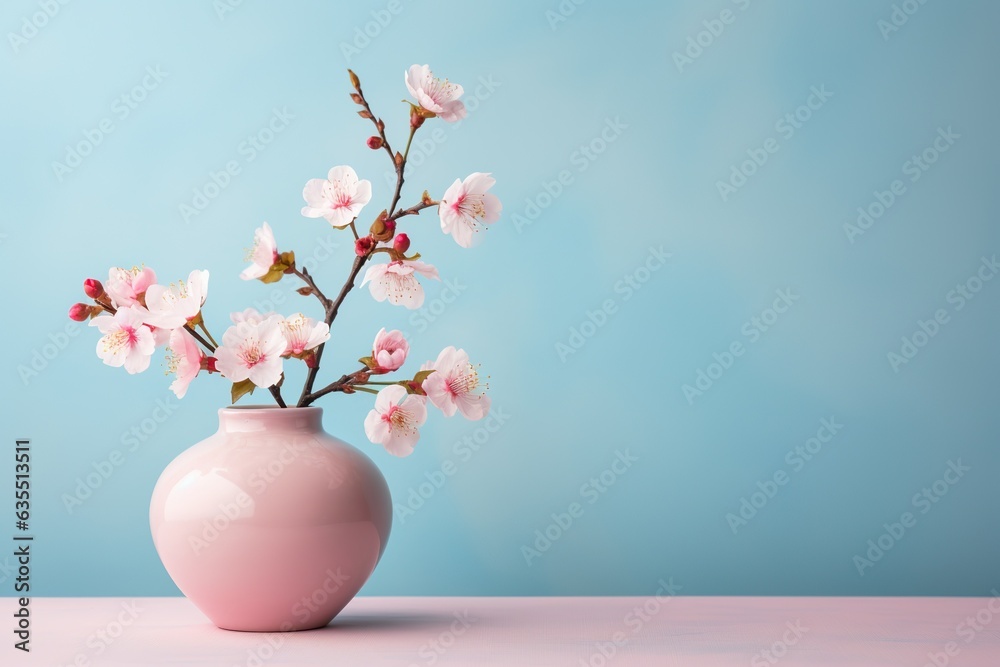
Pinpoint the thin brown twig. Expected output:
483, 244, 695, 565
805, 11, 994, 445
291, 266, 332, 309
391, 200, 438, 220
297, 254, 371, 406
295, 70, 423, 408
305, 366, 370, 402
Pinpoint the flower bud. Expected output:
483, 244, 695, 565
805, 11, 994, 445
410, 107, 426, 129
68, 303, 91, 321
83, 278, 104, 299
393, 233, 411, 254
355, 236, 375, 257
370, 211, 395, 242
367, 136, 383, 150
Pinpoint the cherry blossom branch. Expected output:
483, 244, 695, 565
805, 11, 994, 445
291, 266, 332, 309
269, 384, 287, 408
391, 199, 438, 220
297, 254, 371, 406
197, 321, 219, 348
388, 127, 416, 216
349, 69, 397, 170
183, 323, 216, 353
302, 366, 370, 403
347, 69, 418, 217
295, 70, 425, 407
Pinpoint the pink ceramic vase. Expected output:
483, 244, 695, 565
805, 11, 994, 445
149, 406, 392, 632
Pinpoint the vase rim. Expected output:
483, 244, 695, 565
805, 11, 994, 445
220, 405, 322, 412
217, 405, 324, 433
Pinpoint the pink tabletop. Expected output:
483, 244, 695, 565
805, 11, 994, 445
14, 596, 1000, 666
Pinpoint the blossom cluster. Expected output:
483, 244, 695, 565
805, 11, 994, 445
68, 65, 498, 457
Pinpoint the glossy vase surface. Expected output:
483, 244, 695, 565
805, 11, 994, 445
149, 406, 392, 632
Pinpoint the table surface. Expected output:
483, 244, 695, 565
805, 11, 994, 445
13, 596, 1000, 666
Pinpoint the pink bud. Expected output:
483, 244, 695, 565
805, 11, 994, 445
383, 219, 396, 235
83, 278, 104, 299
68, 303, 91, 322
355, 236, 375, 257
393, 233, 411, 254
367, 136, 383, 150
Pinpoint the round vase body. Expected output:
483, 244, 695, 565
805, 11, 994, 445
149, 406, 392, 632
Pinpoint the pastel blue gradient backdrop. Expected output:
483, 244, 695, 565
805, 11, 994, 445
2, 0, 998, 596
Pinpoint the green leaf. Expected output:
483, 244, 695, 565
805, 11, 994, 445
231, 379, 256, 404
358, 355, 376, 369
260, 265, 286, 284
412, 369, 435, 385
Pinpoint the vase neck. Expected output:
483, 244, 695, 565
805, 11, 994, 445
217, 406, 323, 433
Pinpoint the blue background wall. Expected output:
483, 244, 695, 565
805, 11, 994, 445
1, 0, 997, 596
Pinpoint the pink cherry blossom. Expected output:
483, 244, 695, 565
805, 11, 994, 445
145, 270, 210, 330
421, 346, 490, 420
301, 166, 372, 229
363, 385, 428, 457
214, 317, 287, 388
279, 313, 330, 356
106, 266, 157, 308
89, 305, 156, 374
361, 260, 440, 309
405, 65, 465, 123
240, 222, 279, 281
147, 325, 172, 347
439, 173, 502, 248
231, 308, 279, 326
372, 328, 408, 372
166, 328, 203, 398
